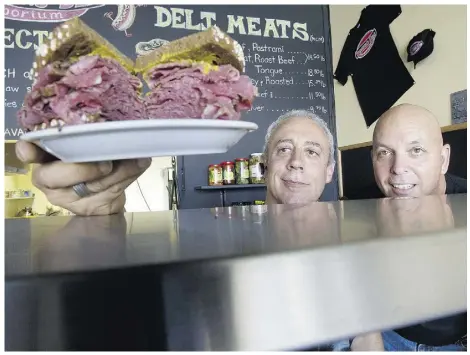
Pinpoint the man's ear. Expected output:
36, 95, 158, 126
440, 143, 451, 174
325, 162, 335, 184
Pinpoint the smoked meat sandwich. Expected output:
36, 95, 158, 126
136, 26, 258, 120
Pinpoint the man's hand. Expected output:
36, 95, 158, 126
16, 140, 151, 216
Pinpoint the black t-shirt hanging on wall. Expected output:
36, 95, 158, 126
334, 5, 415, 127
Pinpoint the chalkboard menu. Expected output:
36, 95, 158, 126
4, 5, 338, 206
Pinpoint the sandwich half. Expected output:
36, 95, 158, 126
18, 17, 145, 132
135, 26, 258, 120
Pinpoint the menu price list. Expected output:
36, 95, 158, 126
242, 40, 329, 120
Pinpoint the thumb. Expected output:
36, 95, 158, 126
16, 140, 56, 164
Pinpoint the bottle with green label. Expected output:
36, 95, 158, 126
221, 161, 235, 185
208, 164, 223, 186
249, 153, 265, 184
235, 158, 250, 184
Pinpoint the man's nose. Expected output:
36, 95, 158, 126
390, 153, 409, 175
288, 151, 304, 170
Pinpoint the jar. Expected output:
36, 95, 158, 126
221, 161, 235, 185
208, 164, 223, 186
235, 158, 250, 185
249, 153, 265, 184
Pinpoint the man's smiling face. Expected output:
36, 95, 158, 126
266, 116, 335, 204
372, 104, 450, 198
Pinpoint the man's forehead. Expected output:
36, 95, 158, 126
374, 105, 442, 145
276, 138, 322, 147
272, 117, 328, 142
375, 122, 433, 146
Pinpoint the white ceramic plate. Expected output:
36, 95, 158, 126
20, 119, 258, 163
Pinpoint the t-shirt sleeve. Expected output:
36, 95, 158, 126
376, 5, 402, 25
334, 31, 354, 85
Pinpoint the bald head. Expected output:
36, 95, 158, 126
373, 104, 443, 147
372, 104, 450, 198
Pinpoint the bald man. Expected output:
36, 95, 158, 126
348, 104, 466, 200
349, 104, 467, 351
372, 103, 466, 197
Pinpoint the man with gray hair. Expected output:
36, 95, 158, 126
263, 110, 336, 205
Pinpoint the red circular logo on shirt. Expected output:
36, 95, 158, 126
355, 29, 377, 59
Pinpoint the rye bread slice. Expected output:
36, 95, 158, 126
135, 26, 246, 77
30, 17, 135, 80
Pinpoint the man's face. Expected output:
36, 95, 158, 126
372, 114, 450, 198
266, 117, 335, 204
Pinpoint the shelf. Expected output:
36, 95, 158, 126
195, 184, 266, 191
5, 166, 28, 175
6, 197, 34, 200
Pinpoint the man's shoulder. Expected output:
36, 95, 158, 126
445, 174, 467, 194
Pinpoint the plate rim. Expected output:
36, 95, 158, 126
20, 119, 259, 142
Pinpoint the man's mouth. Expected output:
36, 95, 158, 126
282, 179, 308, 187
389, 183, 416, 194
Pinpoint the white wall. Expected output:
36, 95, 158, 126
330, 5, 467, 147
125, 156, 172, 212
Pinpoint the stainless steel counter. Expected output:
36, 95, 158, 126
5, 194, 467, 351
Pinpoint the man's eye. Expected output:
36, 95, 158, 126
278, 147, 291, 154
377, 150, 390, 157
307, 149, 318, 156
411, 147, 424, 155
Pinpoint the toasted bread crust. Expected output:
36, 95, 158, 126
31, 17, 134, 79
135, 26, 246, 75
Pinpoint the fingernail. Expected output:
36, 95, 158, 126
137, 158, 151, 169
98, 161, 113, 174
